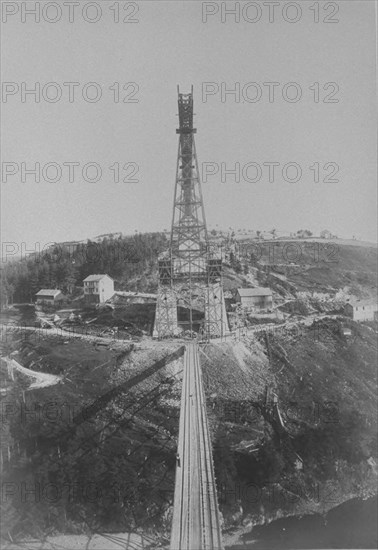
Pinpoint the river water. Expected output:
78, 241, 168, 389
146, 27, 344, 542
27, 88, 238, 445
228, 496, 377, 549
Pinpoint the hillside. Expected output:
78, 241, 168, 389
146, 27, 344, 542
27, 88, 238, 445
231, 239, 377, 300
0, 233, 167, 305
1, 235, 377, 310
205, 321, 377, 532
1, 316, 376, 545
0, 236, 377, 547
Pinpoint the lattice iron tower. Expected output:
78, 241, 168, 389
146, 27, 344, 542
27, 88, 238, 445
153, 87, 228, 339
171, 86, 207, 277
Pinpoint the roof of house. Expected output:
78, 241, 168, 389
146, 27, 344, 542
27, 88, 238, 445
35, 289, 62, 297
237, 287, 272, 297
83, 274, 112, 282
347, 300, 377, 308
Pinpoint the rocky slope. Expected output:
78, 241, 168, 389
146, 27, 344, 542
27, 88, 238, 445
202, 320, 377, 540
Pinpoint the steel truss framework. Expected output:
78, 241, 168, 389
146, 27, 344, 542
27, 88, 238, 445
153, 288, 178, 338
153, 87, 229, 339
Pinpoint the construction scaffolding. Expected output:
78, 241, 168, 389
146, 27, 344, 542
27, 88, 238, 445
153, 87, 229, 340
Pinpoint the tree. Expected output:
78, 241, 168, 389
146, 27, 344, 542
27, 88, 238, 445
0, 275, 14, 307
297, 229, 313, 238
28, 270, 39, 301
62, 263, 79, 294
233, 258, 242, 274
2, 232, 169, 302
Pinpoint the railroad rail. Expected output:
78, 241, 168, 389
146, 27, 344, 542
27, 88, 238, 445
170, 343, 223, 550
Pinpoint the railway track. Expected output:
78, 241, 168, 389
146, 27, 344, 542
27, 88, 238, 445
170, 343, 223, 550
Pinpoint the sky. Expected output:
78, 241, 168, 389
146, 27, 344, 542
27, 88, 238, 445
1, 0, 377, 253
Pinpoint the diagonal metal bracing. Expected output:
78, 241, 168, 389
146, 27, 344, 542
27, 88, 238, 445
153, 87, 229, 339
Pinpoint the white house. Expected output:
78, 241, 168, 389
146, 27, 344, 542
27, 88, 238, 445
344, 300, 377, 322
83, 274, 114, 304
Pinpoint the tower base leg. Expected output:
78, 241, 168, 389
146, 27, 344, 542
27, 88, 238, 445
204, 283, 229, 338
153, 288, 178, 338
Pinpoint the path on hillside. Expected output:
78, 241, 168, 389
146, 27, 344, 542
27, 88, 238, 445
3, 357, 62, 389
0, 323, 132, 347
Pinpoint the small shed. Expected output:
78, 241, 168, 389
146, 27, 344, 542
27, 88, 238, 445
35, 289, 64, 305
236, 288, 273, 311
